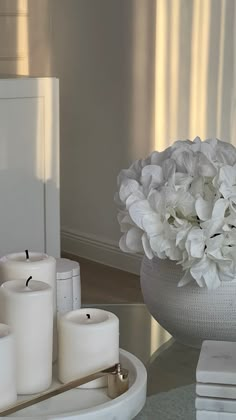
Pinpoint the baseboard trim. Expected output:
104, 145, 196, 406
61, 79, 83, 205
61, 228, 142, 275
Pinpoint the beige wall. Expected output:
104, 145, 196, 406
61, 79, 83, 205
52, 0, 156, 241
0, 0, 236, 272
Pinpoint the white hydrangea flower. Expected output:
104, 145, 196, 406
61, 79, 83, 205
116, 137, 236, 289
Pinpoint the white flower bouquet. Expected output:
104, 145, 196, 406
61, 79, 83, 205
116, 137, 236, 289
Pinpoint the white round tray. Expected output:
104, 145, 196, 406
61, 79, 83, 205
2, 349, 147, 420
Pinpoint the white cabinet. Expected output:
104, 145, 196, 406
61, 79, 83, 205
0, 77, 60, 257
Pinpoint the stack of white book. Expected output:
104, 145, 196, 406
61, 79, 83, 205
196, 340, 236, 419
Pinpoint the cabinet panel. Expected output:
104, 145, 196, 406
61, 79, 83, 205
0, 78, 60, 257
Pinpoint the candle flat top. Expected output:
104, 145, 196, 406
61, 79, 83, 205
69, 313, 108, 325
62, 308, 118, 326
56, 258, 80, 277
0, 252, 50, 263
1, 279, 51, 294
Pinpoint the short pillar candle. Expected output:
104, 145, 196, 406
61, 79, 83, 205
70, 260, 81, 310
0, 279, 53, 394
56, 258, 81, 312
58, 308, 119, 388
0, 251, 57, 361
0, 323, 17, 409
56, 259, 73, 315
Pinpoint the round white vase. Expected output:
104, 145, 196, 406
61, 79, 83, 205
140, 256, 236, 348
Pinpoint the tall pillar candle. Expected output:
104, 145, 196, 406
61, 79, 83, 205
0, 252, 57, 361
0, 279, 53, 394
0, 324, 17, 409
58, 308, 119, 388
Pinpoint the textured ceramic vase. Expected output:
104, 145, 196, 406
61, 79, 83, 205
140, 256, 236, 348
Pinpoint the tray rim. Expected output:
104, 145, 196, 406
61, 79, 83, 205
1, 348, 147, 420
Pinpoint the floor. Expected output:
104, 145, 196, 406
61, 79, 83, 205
62, 252, 143, 304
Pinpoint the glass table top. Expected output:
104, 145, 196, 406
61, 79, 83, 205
0, 303, 199, 419
91, 303, 200, 396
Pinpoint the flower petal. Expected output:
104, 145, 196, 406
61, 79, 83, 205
195, 196, 213, 221
212, 198, 229, 219
126, 190, 146, 209
129, 200, 153, 229
190, 256, 221, 289
117, 211, 134, 233
218, 165, 236, 186
149, 236, 167, 259
141, 233, 154, 259
178, 270, 193, 287
126, 228, 143, 252
141, 165, 164, 187
119, 234, 133, 253
203, 264, 221, 289
196, 153, 216, 177
119, 179, 140, 202
142, 213, 163, 236
185, 227, 205, 258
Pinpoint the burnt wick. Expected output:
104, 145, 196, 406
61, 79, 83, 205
26, 276, 32, 287
25, 250, 29, 260
86, 314, 91, 320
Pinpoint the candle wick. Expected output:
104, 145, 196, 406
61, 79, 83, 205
25, 250, 29, 260
86, 314, 91, 320
26, 276, 32, 287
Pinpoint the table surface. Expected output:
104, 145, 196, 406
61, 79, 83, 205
0, 303, 198, 420
92, 303, 200, 396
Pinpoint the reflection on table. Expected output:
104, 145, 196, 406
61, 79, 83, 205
90, 303, 200, 395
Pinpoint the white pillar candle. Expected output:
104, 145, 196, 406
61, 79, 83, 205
0, 279, 53, 395
0, 323, 17, 409
56, 276, 73, 315
56, 258, 73, 314
58, 308, 119, 388
0, 251, 57, 361
73, 277, 81, 309
56, 258, 81, 311
71, 261, 81, 310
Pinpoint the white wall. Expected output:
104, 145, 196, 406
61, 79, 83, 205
0, 0, 235, 273
51, 0, 156, 272
52, 0, 236, 273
